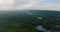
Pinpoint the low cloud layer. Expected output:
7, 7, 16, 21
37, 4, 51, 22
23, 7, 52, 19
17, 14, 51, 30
0, 0, 59, 10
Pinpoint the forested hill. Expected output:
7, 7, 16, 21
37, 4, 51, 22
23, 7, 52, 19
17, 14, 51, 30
28, 10, 60, 16
0, 10, 60, 16
0, 10, 60, 32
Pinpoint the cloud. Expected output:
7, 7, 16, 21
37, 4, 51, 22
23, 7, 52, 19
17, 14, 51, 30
15, 0, 60, 10
32, 3, 60, 10
0, 0, 14, 10
0, 0, 38, 10
26, 0, 60, 10
17, 0, 38, 10
16, 0, 48, 10
0, 0, 14, 4
0, 0, 59, 11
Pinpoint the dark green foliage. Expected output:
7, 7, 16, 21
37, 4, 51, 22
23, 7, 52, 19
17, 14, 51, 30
0, 10, 60, 32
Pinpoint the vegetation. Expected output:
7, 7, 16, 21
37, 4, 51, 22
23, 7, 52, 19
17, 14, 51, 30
0, 10, 60, 32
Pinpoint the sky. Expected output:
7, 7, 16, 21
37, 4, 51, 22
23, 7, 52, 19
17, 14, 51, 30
0, 0, 59, 10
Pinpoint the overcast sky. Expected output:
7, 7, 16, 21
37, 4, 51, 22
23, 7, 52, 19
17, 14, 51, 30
0, 0, 59, 10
